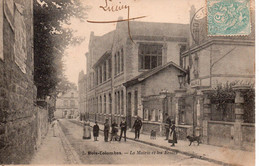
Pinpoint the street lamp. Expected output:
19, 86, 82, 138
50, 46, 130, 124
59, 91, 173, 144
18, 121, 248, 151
177, 73, 186, 89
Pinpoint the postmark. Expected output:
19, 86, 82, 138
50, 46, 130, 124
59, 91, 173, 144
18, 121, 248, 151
207, 0, 251, 36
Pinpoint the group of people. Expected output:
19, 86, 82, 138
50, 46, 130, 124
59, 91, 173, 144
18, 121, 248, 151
165, 113, 178, 146
82, 116, 143, 142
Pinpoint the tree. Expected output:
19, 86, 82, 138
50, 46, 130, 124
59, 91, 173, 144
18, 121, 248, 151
34, 0, 87, 99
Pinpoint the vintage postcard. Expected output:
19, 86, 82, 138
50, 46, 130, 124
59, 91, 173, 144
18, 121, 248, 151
0, 0, 255, 165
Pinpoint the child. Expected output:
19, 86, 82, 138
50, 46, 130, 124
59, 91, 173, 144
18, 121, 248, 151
93, 121, 99, 141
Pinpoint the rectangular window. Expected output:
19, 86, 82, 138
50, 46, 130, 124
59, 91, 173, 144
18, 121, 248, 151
121, 49, 124, 72
99, 66, 102, 84
121, 90, 124, 115
95, 70, 98, 85
139, 44, 163, 70
108, 58, 112, 78
104, 62, 107, 81
118, 51, 120, 74
64, 100, 68, 107
114, 53, 117, 75
109, 93, 112, 114
70, 100, 75, 107
104, 94, 106, 114
96, 97, 98, 113
118, 91, 120, 115
115, 92, 117, 114
134, 90, 138, 116
99, 96, 102, 113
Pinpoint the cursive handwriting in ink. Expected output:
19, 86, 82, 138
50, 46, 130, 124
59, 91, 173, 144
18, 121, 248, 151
87, 0, 147, 43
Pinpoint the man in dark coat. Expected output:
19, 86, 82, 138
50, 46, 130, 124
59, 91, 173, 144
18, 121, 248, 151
133, 116, 142, 140
170, 121, 177, 146
104, 119, 110, 142
165, 113, 171, 140
119, 117, 127, 142
93, 121, 99, 141
110, 120, 118, 141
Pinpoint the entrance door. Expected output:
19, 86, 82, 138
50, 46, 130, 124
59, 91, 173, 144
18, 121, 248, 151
127, 92, 132, 128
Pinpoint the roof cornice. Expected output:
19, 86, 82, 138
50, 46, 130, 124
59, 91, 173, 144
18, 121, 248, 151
182, 39, 255, 56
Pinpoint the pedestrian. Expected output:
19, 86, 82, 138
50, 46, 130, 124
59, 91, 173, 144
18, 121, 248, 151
104, 119, 110, 142
170, 121, 177, 147
133, 116, 142, 140
119, 117, 127, 142
110, 120, 119, 141
93, 121, 99, 141
83, 121, 91, 139
51, 118, 58, 137
165, 113, 171, 140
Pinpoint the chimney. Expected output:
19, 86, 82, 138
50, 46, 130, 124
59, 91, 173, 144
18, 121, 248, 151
190, 5, 196, 22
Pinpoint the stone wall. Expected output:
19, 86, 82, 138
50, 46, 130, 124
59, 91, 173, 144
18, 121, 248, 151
0, 0, 48, 164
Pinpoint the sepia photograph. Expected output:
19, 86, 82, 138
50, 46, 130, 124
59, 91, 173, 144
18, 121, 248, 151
0, 0, 256, 165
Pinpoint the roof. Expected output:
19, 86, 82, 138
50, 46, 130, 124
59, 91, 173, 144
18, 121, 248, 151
123, 61, 186, 87
126, 21, 190, 38
93, 50, 112, 68
88, 30, 115, 65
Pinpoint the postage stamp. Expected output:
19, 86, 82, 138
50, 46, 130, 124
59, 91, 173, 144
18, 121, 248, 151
207, 0, 251, 36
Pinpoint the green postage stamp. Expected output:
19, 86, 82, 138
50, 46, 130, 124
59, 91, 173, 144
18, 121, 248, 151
207, 0, 251, 36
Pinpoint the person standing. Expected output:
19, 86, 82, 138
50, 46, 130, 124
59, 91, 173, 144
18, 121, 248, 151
104, 119, 110, 142
170, 121, 177, 147
110, 120, 119, 141
133, 116, 142, 140
165, 113, 171, 140
93, 121, 99, 141
83, 121, 91, 139
51, 118, 58, 137
119, 117, 127, 142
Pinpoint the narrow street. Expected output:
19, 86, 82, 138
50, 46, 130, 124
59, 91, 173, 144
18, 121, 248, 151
59, 119, 217, 165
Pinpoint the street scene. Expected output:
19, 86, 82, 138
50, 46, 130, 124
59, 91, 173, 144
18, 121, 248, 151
0, 0, 256, 165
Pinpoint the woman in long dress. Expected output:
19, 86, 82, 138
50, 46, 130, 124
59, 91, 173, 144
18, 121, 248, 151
170, 121, 177, 146
83, 121, 91, 139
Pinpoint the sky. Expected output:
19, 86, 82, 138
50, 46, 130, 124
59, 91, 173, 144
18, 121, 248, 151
63, 0, 205, 84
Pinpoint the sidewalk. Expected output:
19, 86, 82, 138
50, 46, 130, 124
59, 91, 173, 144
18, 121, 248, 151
30, 124, 69, 164
73, 119, 254, 166
30, 123, 81, 164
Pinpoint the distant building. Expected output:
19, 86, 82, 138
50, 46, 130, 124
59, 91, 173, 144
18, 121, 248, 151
55, 89, 79, 119
78, 70, 87, 120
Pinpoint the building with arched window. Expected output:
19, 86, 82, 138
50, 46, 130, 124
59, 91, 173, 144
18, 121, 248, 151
55, 89, 79, 119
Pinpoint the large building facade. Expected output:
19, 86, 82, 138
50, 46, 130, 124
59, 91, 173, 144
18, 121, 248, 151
84, 7, 255, 150
85, 20, 190, 128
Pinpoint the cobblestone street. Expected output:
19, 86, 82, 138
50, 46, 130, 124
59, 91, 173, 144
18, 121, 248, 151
58, 119, 218, 165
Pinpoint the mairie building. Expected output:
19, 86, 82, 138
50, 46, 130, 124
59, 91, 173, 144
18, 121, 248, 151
80, 8, 255, 150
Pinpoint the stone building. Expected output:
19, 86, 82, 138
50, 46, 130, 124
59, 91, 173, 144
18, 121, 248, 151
173, 6, 255, 150
85, 6, 255, 150
85, 20, 190, 128
55, 89, 79, 119
0, 0, 38, 163
78, 70, 87, 120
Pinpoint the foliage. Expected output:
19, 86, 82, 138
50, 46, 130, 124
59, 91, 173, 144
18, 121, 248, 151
208, 82, 236, 110
34, 0, 87, 99
208, 82, 255, 123
243, 87, 255, 123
